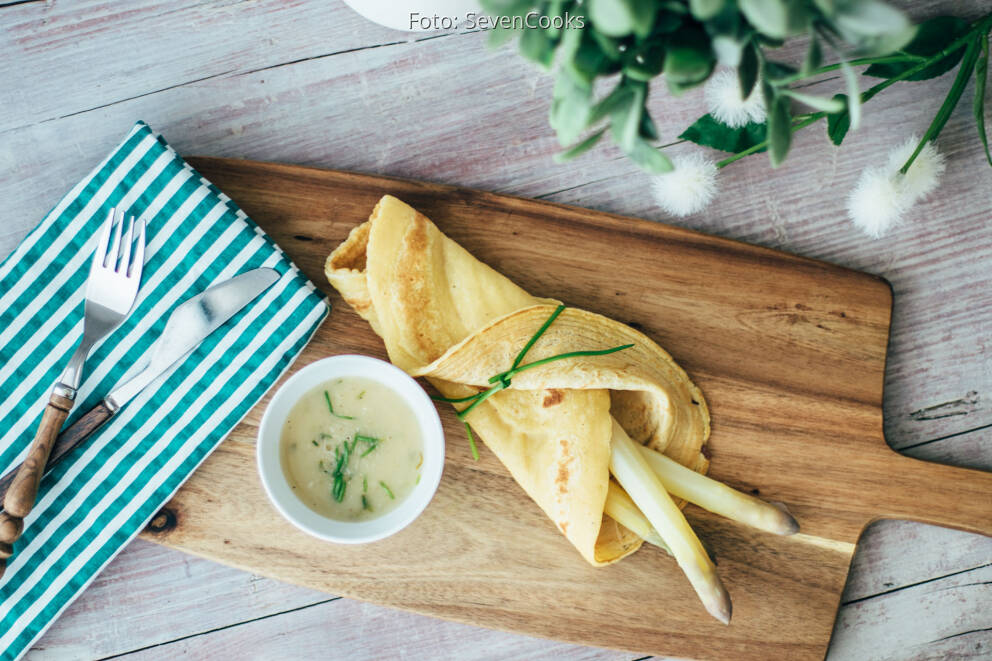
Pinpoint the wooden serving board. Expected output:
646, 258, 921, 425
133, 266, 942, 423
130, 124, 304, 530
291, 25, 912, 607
140, 158, 992, 661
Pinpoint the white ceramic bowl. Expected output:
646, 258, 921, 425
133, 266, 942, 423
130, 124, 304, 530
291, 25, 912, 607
257, 355, 444, 544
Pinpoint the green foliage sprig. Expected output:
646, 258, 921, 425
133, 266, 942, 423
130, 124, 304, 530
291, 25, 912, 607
482, 0, 992, 175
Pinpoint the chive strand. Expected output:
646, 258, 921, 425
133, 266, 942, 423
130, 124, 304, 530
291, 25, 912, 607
380, 481, 395, 499
464, 422, 480, 461
455, 381, 506, 420
487, 343, 635, 384
324, 390, 354, 420
430, 392, 482, 403
434, 305, 634, 462
510, 303, 566, 371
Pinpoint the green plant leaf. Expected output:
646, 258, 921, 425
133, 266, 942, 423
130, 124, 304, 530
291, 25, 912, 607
613, 82, 646, 151
764, 61, 799, 82
690, 0, 725, 21
767, 95, 792, 167
738, 41, 759, 98
663, 28, 715, 92
549, 73, 593, 146
563, 31, 617, 88
589, 81, 635, 124
589, 0, 638, 37
591, 30, 625, 61
555, 129, 607, 162
840, 60, 862, 130
545, 0, 566, 40
589, 81, 634, 124
781, 89, 845, 113
623, 38, 666, 81
739, 0, 808, 39
831, 0, 915, 56
802, 32, 822, 75
640, 108, 660, 141
623, 137, 675, 173
520, 24, 555, 69
826, 95, 851, 146
975, 36, 991, 167
679, 113, 767, 153
629, 0, 658, 38
654, 11, 683, 33
864, 16, 970, 81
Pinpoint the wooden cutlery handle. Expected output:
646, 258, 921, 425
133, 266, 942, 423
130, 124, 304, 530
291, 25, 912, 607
0, 394, 74, 545
0, 401, 114, 506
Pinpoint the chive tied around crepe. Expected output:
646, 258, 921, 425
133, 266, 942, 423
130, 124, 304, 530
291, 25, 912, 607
433, 304, 633, 460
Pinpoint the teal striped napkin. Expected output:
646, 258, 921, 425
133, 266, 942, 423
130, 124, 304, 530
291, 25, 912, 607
0, 121, 328, 659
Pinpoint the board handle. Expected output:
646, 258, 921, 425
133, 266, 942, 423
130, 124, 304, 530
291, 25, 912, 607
866, 451, 992, 537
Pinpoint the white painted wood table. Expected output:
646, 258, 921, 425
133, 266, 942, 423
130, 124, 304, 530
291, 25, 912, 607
2, 1, 989, 659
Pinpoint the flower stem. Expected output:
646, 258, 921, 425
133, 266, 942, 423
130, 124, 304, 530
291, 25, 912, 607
716, 114, 824, 168
899, 35, 984, 174
717, 16, 992, 170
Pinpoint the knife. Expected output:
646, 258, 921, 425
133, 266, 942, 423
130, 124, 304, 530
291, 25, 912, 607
0, 267, 280, 505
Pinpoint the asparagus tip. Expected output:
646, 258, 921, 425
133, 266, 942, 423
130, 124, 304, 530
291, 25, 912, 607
705, 576, 733, 625
769, 501, 800, 536
781, 512, 801, 536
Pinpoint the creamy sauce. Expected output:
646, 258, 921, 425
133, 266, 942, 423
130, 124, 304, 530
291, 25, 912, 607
279, 377, 423, 521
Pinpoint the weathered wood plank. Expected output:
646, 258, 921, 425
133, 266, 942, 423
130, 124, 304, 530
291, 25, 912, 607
69, 561, 638, 661
30, 497, 991, 659
25, 540, 326, 660
0, 0, 402, 133
828, 564, 992, 660
842, 519, 992, 603
52, 545, 989, 661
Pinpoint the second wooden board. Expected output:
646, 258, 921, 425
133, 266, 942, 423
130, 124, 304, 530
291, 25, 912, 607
140, 158, 992, 661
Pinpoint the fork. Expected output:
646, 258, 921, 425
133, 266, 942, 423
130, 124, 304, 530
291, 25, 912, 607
0, 208, 145, 555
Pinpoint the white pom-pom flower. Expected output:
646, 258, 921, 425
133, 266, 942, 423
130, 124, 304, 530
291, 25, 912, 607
705, 68, 766, 128
651, 152, 719, 218
847, 136, 945, 238
847, 168, 909, 238
885, 136, 946, 202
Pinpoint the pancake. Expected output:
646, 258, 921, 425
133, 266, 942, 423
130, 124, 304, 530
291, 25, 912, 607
326, 195, 710, 566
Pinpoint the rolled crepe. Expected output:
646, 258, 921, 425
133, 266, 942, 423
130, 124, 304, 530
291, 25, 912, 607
326, 195, 710, 566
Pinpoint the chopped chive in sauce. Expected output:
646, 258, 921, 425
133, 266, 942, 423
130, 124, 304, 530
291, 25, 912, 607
363, 476, 368, 493
330, 439, 356, 503
380, 481, 395, 500
311, 439, 318, 446
358, 390, 366, 400
324, 390, 354, 420
319, 432, 334, 440
332, 475, 346, 502
362, 495, 371, 511
357, 434, 380, 456
415, 474, 421, 485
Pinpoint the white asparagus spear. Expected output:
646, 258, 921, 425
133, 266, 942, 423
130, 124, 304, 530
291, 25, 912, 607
604, 481, 671, 553
609, 420, 732, 625
638, 445, 800, 536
